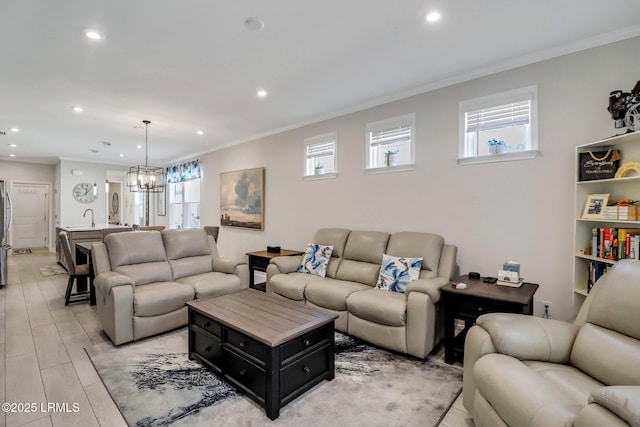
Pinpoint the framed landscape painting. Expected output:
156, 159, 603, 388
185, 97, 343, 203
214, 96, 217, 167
220, 167, 264, 230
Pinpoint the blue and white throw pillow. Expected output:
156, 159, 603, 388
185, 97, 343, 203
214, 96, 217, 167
376, 254, 423, 293
297, 244, 334, 277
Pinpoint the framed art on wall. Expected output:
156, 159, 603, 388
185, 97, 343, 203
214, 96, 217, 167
157, 190, 166, 216
220, 167, 264, 229
582, 193, 609, 219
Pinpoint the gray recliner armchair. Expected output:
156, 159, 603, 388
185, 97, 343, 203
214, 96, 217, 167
463, 259, 640, 427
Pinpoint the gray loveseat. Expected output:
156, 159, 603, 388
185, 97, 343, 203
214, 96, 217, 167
463, 259, 640, 427
93, 228, 249, 345
266, 228, 457, 358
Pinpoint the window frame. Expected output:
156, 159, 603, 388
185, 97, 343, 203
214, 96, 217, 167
168, 178, 201, 229
458, 85, 539, 165
365, 113, 416, 173
303, 132, 338, 180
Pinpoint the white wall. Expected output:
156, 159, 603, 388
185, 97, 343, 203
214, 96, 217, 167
199, 37, 640, 321
58, 160, 133, 227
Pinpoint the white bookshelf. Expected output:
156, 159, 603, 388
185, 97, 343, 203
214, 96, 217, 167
574, 131, 640, 297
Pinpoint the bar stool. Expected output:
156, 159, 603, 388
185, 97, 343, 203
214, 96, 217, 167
59, 231, 91, 305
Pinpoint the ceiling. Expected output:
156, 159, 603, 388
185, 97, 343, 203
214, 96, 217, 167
1, 0, 639, 166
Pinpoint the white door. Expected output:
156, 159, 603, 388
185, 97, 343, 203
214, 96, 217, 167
11, 184, 48, 249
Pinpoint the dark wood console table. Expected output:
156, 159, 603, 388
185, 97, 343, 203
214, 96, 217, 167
246, 249, 304, 290
440, 275, 539, 364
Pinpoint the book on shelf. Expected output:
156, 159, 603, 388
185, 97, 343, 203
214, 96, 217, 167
590, 227, 640, 261
587, 260, 610, 293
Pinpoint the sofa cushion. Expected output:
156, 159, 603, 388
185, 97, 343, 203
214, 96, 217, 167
305, 278, 370, 311
342, 231, 390, 264
177, 272, 241, 299
297, 244, 333, 277
375, 254, 423, 293
269, 272, 314, 301
386, 232, 444, 275
313, 228, 351, 258
524, 361, 604, 407
105, 230, 168, 267
133, 282, 194, 317
163, 229, 214, 280
346, 288, 407, 327
474, 353, 583, 427
570, 323, 640, 386
114, 262, 174, 287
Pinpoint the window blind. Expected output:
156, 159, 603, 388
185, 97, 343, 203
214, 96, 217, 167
306, 140, 335, 158
465, 100, 530, 133
369, 124, 412, 147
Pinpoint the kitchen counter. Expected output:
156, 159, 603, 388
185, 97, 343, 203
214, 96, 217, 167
56, 225, 132, 269
58, 224, 130, 232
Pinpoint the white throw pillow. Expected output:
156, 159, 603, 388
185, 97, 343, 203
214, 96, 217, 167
297, 244, 334, 277
376, 254, 423, 293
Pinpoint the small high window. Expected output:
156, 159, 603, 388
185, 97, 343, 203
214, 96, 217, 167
458, 86, 539, 164
304, 132, 337, 179
366, 114, 415, 172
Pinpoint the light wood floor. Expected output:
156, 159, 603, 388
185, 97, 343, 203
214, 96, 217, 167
1, 251, 474, 427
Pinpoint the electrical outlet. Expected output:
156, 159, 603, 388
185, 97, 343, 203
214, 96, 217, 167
540, 300, 552, 318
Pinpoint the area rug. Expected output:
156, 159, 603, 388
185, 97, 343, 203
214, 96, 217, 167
39, 264, 67, 277
86, 329, 462, 427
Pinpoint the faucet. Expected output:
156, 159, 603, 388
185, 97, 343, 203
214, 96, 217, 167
83, 208, 95, 228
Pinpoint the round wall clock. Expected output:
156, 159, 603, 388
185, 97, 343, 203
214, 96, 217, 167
72, 182, 98, 204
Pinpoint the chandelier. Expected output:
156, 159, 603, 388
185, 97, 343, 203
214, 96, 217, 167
127, 120, 166, 193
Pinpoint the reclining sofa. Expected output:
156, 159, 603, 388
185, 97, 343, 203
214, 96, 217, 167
93, 228, 249, 345
266, 228, 457, 358
463, 259, 640, 427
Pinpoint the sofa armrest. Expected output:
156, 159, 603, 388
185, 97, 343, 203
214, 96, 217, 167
476, 313, 580, 363
95, 271, 133, 294
213, 257, 246, 274
587, 386, 640, 427
269, 255, 302, 274
405, 277, 448, 303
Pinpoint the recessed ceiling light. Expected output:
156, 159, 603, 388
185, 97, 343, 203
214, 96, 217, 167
119, 153, 124, 157
257, 90, 268, 98
244, 17, 264, 31
425, 11, 441, 23
8, 144, 16, 148
10, 128, 19, 132
72, 106, 84, 113
85, 30, 104, 40
136, 145, 142, 149
197, 130, 204, 135
9, 154, 15, 157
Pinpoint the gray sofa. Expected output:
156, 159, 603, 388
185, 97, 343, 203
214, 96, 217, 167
266, 228, 457, 358
463, 259, 640, 427
93, 228, 249, 345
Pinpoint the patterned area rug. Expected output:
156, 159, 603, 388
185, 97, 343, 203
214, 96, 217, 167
86, 329, 462, 427
12, 248, 32, 254
39, 265, 67, 277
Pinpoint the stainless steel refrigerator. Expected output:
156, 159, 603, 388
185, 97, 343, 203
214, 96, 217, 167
0, 180, 12, 286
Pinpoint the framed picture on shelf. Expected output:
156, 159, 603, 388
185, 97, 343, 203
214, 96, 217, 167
582, 193, 609, 219
157, 190, 166, 216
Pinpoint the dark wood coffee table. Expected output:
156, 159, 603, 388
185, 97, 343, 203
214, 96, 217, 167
187, 289, 338, 420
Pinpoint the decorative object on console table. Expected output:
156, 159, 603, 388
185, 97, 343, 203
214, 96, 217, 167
220, 167, 265, 230
246, 248, 304, 290
440, 274, 539, 364
582, 193, 609, 219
